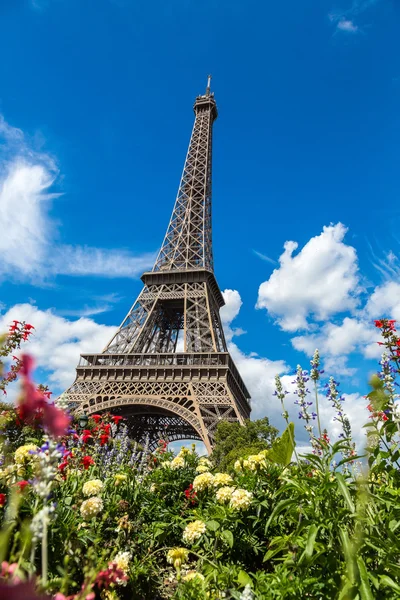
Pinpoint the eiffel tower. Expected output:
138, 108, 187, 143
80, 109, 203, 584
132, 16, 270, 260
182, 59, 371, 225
65, 77, 251, 452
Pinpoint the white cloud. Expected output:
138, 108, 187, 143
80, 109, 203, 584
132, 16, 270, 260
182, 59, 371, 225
0, 303, 115, 391
337, 19, 359, 32
0, 115, 154, 284
365, 281, 400, 322
256, 223, 361, 332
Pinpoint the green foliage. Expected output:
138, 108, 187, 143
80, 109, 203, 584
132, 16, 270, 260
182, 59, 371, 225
212, 417, 278, 471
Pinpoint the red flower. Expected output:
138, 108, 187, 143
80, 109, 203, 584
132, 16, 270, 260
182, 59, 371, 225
16, 481, 29, 492
388, 319, 396, 331
82, 434, 93, 444
111, 415, 124, 425
96, 563, 127, 589
82, 456, 95, 469
374, 320, 383, 328
100, 434, 109, 446
91, 414, 102, 423
0, 494, 6, 507
101, 423, 111, 435
23, 324, 35, 331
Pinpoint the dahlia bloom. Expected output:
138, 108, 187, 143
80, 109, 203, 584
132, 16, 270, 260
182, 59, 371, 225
82, 479, 104, 497
230, 488, 253, 511
182, 570, 205, 582
192, 472, 214, 492
182, 520, 206, 544
14, 444, 37, 464
167, 547, 189, 569
80, 496, 103, 519
195, 464, 210, 473
170, 456, 185, 469
213, 473, 233, 487
216, 485, 236, 503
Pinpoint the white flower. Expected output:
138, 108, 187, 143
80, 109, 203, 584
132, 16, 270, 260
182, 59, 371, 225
196, 464, 210, 473
230, 488, 253, 511
82, 479, 104, 497
193, 472, 214, 492
183, 520, 206, 544
170, 456, 185, 470
240, 584, 254, 599
182, 570, 205, 582
114, 550, 131, 586
80, 496, 103, 519
213, 473, 233, 487
216, 486, 236, 503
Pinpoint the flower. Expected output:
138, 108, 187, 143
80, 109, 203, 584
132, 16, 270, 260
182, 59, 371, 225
80, 496, 103, 519
91, 414, 102, 423
183, 520, 206, 544
112, 415, 124, 424
114, 473, 127, 485
234, 460, 243, 472
100, 434, 109, 446
230, 488, 253, 511
16, 480, 29, 492
374, 320, 383, 328
247, 453, 267, 471
170, 456, 185, 469
182, 570, 205, 582
0, 493, 6, 507
114, 550, 131, 574
14, 444, 38, 464
184, 484, 197, 504
216, 486, 236, 503
167, 547, 189, 569
195, 464, 210, 473
82, 479, 104, 497
213, 473, 233, 487
82, 455, 95, 469
192, 472, 214, 492
199, 457, 212, 467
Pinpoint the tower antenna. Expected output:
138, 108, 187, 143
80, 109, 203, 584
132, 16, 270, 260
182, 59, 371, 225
206, 74, 212, 96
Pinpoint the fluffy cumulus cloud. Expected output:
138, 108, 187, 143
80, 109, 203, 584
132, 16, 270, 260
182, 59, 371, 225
0, 303, 116, 391
0, 114, 154, 284
256, 223, 361, 332
221, 290, 370, 449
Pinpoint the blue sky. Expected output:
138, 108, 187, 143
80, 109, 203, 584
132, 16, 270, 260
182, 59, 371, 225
1, 0, 400, 448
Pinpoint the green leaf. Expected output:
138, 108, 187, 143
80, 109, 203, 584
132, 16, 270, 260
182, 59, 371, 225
63, 496, 73, 506
305, 524, 319, 558
264, 498, 295, 535
265, 423, 295, 466
335, 472, 355, 513
221, 529, 234, 548
206, 520, 220, 532
339, 528, 357, 585
237, 570, 252, 588
379, 575, 400, 592
357, 557, 374, 600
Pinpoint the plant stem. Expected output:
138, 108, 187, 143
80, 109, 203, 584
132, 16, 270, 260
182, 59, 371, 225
314, 381, 323, 440
42, 513, 48, 586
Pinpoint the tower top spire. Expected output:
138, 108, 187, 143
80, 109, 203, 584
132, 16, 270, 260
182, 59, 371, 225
206, 74, 212, 96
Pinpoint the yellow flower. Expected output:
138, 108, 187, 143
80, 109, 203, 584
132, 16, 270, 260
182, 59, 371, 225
14, 444, 37, 464
213, 473, 233, 487
114, 550, 131, 573
82, 479, 104, 497
199, 457, 212, 468
193, 472, 214, 492
80, 496, 103, 519
183, 520, 206, 544
216, 485, 236, 503
182, 570, 205, 582
167, 547, 189, 569
234, 460, 242, 472
230, 488, 253, 511
150, 483, 157, 493
178, 446, 190, 456
195, 464, 210, 474
171, 456, 185, 470
247, 453, 267, 471
114, 474, 127, 485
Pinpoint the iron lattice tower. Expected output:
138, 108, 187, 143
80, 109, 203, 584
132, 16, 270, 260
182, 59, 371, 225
65, 78, 251, 452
